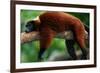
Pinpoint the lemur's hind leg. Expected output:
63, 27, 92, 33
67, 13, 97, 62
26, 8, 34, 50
65, 39, 77, 60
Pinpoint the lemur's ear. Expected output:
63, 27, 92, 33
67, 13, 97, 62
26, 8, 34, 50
33, 16, 41, 25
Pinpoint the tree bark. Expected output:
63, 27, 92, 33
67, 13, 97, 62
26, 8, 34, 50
21, 31, 88, 44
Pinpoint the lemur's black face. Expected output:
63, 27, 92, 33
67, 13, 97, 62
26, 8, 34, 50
25, 21, 37, 33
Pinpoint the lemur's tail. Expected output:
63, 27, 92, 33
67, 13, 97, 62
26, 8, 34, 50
84, 24, 89, 34
84, 24, 89, 40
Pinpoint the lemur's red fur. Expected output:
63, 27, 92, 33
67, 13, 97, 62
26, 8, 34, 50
38, 12, 86, 49
26, 11, 88, 60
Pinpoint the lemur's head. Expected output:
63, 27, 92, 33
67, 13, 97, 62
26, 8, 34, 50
25, 21, 37, 33
25, 16, 40, 33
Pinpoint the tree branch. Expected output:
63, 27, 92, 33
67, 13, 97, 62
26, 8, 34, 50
21, 31, 88, 44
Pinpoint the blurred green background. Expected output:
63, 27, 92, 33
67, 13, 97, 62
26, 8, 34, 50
20, 10, 89, 63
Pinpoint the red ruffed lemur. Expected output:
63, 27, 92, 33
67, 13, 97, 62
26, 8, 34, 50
25, 11, 89, 60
